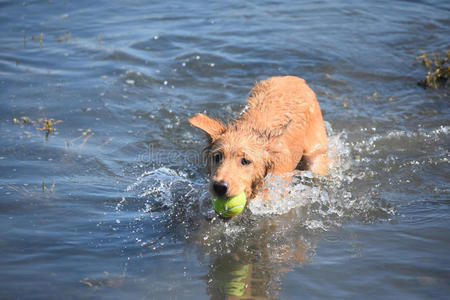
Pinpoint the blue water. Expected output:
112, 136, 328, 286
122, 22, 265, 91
1, 0, 449, 299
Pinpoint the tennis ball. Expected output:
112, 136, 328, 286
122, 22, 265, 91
212, 191, 246, 218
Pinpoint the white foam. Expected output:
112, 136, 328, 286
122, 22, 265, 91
247, 131, 363, 231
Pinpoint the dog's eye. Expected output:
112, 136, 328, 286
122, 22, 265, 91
240, 157, 251, 166
213, 152, 223, 164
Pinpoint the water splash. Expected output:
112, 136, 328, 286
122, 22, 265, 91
123, 129, 395, 243
125, 167, 192, 209
246, 129, 393, 231
122, 167, 214, 245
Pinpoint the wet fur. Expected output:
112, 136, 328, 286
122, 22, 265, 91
189, 76, 329, 200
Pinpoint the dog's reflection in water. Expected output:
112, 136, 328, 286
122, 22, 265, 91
201, 211, 318, 299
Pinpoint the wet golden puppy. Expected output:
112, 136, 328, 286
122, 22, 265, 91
189, 76, 328, 200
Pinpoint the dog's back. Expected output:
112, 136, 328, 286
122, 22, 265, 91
238, 76, 329, 175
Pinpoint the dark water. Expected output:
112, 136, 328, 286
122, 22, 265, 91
1, 0, 449, 299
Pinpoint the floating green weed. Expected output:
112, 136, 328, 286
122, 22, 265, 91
417, 50, 450, 89
12, 116, 62, 140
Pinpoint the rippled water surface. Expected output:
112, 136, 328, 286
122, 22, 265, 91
1, 0, 449, 299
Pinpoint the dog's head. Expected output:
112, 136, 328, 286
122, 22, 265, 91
189, 113, 287, 200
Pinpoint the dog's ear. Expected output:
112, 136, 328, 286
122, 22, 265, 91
189, 113, 226, 142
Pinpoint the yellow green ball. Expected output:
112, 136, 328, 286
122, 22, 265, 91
212, 191, 246, 217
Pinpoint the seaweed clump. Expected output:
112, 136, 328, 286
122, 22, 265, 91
417, 50, 450, 89
13, 116, 62, 140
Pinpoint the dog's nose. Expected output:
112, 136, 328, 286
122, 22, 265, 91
213, 180, 228, 197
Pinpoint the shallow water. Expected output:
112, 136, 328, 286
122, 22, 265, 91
1, 0, 449, 299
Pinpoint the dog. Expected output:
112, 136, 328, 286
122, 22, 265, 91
189, 76, 328, 203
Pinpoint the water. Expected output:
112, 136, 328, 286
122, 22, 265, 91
1, 0, 449, 299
